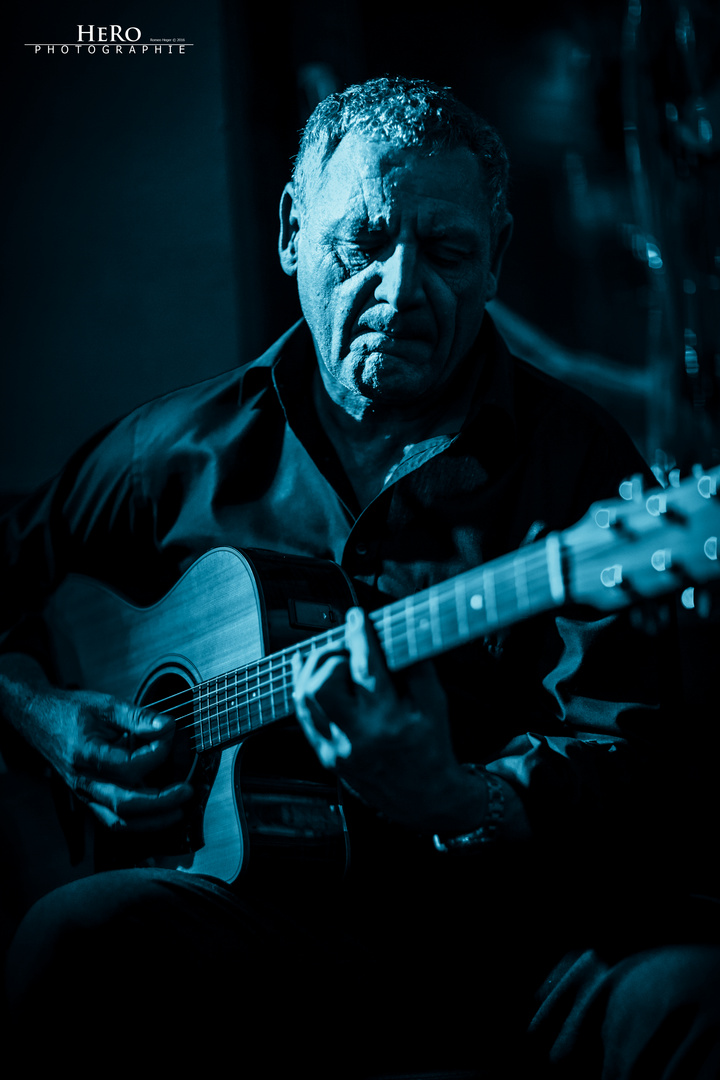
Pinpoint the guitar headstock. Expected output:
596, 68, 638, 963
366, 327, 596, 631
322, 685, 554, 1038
564, 466, 720, 612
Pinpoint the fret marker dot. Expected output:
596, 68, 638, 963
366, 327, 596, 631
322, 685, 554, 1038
470, 594, 483, 610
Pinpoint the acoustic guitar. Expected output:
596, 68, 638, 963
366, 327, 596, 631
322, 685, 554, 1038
41, 467, 720, 885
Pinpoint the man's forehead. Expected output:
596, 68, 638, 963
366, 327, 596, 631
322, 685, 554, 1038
311, 133, 487, 228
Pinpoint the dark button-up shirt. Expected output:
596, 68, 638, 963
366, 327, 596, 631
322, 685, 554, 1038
1, 316, 676, 915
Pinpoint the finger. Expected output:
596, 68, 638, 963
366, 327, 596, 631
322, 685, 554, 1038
80, 731, 174, 782
112, 701, 175, 740
97, 699, 174, 743
292, 647, 348, 724
76, 777, 193, 821
345, 607, 394, 696
291, 653, 351, 768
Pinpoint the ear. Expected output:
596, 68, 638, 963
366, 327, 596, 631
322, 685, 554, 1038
279, 183, 301, 277
485, 213, 513, 302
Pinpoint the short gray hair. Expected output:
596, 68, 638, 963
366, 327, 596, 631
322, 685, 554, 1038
292, 75, 510, 238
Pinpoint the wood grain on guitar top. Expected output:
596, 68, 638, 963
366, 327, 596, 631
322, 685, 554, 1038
44, 548, 355, 884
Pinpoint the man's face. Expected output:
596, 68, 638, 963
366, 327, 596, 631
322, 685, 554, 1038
281, 132, 511, 409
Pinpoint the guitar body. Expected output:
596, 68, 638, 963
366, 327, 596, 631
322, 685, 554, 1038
44, 547, 356, 885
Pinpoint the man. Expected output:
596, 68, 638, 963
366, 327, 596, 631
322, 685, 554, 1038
1, 77, 719, 1076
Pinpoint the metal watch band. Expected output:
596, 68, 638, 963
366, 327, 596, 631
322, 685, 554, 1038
432, 769, 505, 853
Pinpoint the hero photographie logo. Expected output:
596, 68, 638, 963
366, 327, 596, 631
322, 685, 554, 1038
26, 25, 192, 55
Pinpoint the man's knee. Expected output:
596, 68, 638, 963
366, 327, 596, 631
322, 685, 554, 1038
6, 871, 175, 1011
601, 944, 720, 1076
531, 941, 720, 1078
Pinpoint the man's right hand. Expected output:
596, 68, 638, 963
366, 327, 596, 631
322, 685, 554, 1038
0, 657, 193, 831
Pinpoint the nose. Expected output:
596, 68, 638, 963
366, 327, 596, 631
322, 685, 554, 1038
373, 244, 423, 311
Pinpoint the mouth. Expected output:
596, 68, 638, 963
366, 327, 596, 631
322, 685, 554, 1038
353, 331, 432, 360
352, 315, 435, 348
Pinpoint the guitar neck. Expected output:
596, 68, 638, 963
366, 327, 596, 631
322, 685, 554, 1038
190, 534, 566, 753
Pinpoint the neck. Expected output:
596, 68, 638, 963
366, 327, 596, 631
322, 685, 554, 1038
311, 352, 482, 508
312, 368, 433, 448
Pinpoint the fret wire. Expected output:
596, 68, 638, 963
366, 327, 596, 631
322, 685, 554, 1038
377, 604, 391, 662
249, 660, 259, 729
210, 678, 218, 747
280, 654, 292, 716
404, 596, 418, 661
192, 685, 202, 751
206, 679, 213, 748
212, 678, 219, 747
483, 566, 498, 625
256, 661, 263, 725
514, 550, 530, 612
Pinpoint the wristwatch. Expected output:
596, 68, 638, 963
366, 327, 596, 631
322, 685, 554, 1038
432, 768, 505, 853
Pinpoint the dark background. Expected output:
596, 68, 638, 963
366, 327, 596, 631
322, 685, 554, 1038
2, 0, 719, 498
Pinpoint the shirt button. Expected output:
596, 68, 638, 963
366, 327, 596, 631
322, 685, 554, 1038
355, 542, 368, 556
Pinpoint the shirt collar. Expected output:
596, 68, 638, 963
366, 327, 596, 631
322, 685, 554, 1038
237, 317, 307, 404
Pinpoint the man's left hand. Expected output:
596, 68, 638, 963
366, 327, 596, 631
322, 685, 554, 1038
291, 606, 483, 831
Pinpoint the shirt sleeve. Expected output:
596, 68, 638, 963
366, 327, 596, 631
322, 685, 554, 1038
0, 413, 146, 678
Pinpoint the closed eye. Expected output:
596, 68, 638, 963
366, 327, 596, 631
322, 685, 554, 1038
425, 245, 471, 268
335, 239, 387, 271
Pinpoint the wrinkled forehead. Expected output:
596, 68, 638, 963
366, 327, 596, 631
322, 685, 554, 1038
307, 132, 489, 233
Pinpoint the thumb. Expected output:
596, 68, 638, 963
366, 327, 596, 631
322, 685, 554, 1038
110, 700, 174, 740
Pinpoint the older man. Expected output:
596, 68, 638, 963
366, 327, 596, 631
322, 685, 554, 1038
2, 77, 719, 1076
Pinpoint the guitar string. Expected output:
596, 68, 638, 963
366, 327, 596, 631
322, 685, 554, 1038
140, 520, 667, 742
163, 552, 567, 747
150, 532, 651, 745
138, 544, 555, 718
153, 548, 555, 728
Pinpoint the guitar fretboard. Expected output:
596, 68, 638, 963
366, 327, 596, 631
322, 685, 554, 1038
189, 535, 565, 752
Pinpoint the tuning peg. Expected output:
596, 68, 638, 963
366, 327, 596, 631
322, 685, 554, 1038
601, 564, 623, 587
704, 537, 718, 560
594, 507, 617, 528
651, 549, 672, 571
681, 587, 695, 609
646, 493, 667, 516
619, 474, 644, 502
679, 586, 713, 617
697, 474, 718, 499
